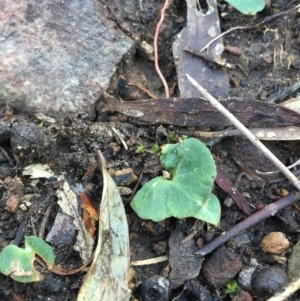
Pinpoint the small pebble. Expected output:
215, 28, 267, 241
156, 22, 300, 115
6, 195, 20, 212
140, 275, 171, 301
173, 279, 214, 301
238, 266, 256, 291
202, 247, 243, 287
174, 16, 185, 24
261, 232, 289, 254
117, 79, 127, 97
232, 290, 253, 301
153, 241, 167, 255
118, 186, 132, 196
138, 41, 154, 62
252, 266, 288, 297
261, 52, 273, 64
233, 233, 251, 247
113, 168, 137, 186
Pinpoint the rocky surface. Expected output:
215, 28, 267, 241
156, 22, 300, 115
0, 0, 133, 117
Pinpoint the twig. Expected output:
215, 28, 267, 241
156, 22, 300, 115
184, 47, 236, 70
38, 204, 53, 239
154, 0, 170, 98
98, 0, 138, 41
256, 158, 300, 176
267, 276, 300, 301
131, 255, 168, 266
186, 74, 300, 191
268, 80, 300, 103
0, 146, 14, 165
200, 4, 300, 53
195, 126, 300, 141
30, 216, 37, 236
111, 125, 128, 150
127, 83, 157, 99
13, 215, 28, 246
265, 170, 300, 188
129, 168, 145, 202
195, 192, 299, 256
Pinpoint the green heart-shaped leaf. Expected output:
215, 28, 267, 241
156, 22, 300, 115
131, 138, 220, 225
225, 0, 265, 15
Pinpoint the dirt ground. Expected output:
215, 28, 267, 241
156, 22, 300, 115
1, 0, 300, 300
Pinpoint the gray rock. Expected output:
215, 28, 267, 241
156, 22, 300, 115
169, 229, 203, 289
252, 266, 288, 298
238, 266, 257, 291
141, 275, 171, 301
0, 0, 133, 117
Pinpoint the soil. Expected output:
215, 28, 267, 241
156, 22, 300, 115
1, 0, 300, 300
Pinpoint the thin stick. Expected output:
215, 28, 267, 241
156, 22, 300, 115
256, 158, 300, 176
196, 192, 299, 256
111, 125, 128, 150
127, 83, 157, 99
131, 255, 168, 266
200, 4, 300, 53
0, 146, 14, 165
154, 0, 170, 98
38, 204, 53, 239
186, 74, 300, 192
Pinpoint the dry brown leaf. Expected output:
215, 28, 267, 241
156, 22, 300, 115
80, 193, 99, 237
77, 150, 130, 301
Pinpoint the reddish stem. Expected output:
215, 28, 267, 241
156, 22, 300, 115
154, 0, 170, 98
196, 192, 299, 256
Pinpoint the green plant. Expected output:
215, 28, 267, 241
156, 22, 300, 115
167, 131, 178, 143
225, 0, 265, 15
225, 279, 240, 298
151, 142, 160, 154
167, 131, 188, 143
181, 134, 188, 140
136, 145, 146, 153
0, 236, 54, 283
130, 138, 220, 225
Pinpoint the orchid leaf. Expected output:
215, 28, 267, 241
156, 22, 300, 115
0, 236, 54, 283
225, 0, 265, 15
131, 138, 220, 226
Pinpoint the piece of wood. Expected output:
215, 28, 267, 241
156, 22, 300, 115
100, 94, 300, 128
172, 0, 229, 98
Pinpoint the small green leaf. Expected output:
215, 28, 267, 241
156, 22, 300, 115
225, 0, 265, 15
151, 142, 160, 154
0, 236, 54, 283
136, 145, 145, 153
25, 236, 54, 269
131, 138, 221, 225
0, 244, 43, 282
225, 279, 240, 298
0, 245, 34, 276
